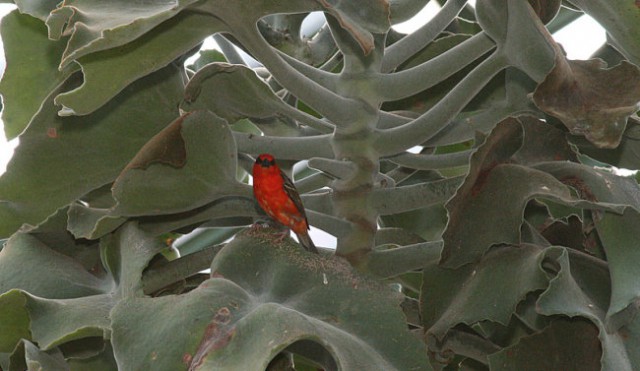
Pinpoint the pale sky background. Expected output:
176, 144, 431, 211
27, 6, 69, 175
0, 2, 608, 247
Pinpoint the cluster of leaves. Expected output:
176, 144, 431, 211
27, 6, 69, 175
0, 0, 640, 370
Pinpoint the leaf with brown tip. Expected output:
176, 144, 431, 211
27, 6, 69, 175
533, 59, 640, 148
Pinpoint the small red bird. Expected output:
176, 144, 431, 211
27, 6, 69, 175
252, 154, 318, 254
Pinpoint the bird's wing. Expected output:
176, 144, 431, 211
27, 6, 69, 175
280, 169, 310, 229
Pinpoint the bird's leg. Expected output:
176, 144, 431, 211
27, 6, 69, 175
273, 228, 292, 243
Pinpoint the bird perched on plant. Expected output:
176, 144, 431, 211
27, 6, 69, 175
252, 153, 318, 254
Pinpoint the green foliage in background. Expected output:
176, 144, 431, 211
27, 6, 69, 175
1, 0, 640, 370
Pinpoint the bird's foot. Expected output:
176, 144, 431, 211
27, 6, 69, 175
273, 230, 291, 243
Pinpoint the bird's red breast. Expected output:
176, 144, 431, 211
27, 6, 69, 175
252, 154, 309, 234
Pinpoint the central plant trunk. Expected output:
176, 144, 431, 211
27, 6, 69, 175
331, 110, 379, 267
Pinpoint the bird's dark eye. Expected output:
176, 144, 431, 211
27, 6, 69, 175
257, 156, 276, 167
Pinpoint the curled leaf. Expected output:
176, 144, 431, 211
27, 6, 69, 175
111, 110, 245, 217
533, 59, 640, 148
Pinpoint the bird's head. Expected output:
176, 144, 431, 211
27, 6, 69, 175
255, 153, 276, 168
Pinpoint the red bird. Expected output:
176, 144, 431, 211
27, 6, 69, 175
252, 154, 318, 254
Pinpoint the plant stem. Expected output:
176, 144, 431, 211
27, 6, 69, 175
376, 51, 508, 156
232, 27, 358, 124
372, 176, 463, 215
233, 132, 334, 159
387, 150, 473, 170
382, 0, 469, 72
142, 244, 224, 295
213, 34, 246, 65
378, 31, 495, 102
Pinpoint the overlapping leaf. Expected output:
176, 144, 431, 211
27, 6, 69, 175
111, 110, 247, 217
423, 244, 551, 341
0, 222, 161, 368
0, 233, 108, 298
533, 59, 640, 148
440, 119, 571, 268
111, 229, 431, 371
55, 11, 226, 116
487, 319, 601, 370
182, 63, 292, 124
441, 117, 640, 268
0, 10, 77, 139
595, 209, 640, 330
46, 0, 199, 65
475, 0, 556, 79
536, 247, 640, 369
0, 64, 184, 238
11, 0, 60, 21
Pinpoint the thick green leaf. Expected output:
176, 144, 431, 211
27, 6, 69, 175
0, 233, 108, 298
0, 63, 184, 238
188, 49, 227, 71
572, 125, 640, 170
23, 340, 69, 371
111, 228, 431, 371
595, 209, 640, 329
196, 0, 387, 56
100, 222, 164, 297
383, 34, 476, 115
0, 222, 162, 358
67, 342, 118, 371
527, 0, 561, 24
388, 0, 429, 25
319, 0, 389, 55
513, 116, 579, 164
422, 245, 551, 345
16, 292, 111, 350
111, 110, 247, 217
475, 0, 556, 81
13, 0, 59, 21
137, 198, 256, 237
182, 62, 332, 133
533, 161, 640, 212
67, 201, 127, 240
0, 291, 30, 353
533, 59, 640, 148
0, 10, 77, 139
440, 121, 572, 268
183, 63, 293, 123
21, 206, 102, 270
55, 11, 225, 116
488, 318, 601, 370
536, 248, 640, 369
46, 0, 199, 65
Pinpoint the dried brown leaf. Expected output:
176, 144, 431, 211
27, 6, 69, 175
533, 58, 640, 148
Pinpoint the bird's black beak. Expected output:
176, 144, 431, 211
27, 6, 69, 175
257, 157, 275, 167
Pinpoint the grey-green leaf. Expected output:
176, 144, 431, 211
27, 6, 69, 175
0, 64, 184, 238
111, 110, 247, 217
111, 229, 431, 371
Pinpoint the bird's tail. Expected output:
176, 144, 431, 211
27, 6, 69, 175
296, 232, 319, 254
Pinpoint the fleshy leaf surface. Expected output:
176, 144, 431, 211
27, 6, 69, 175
111, 110, 246, 217
111, 228, 431, 371
0, 64, 184, 238
0, 10, 77, 139
533, 59, 640, 148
